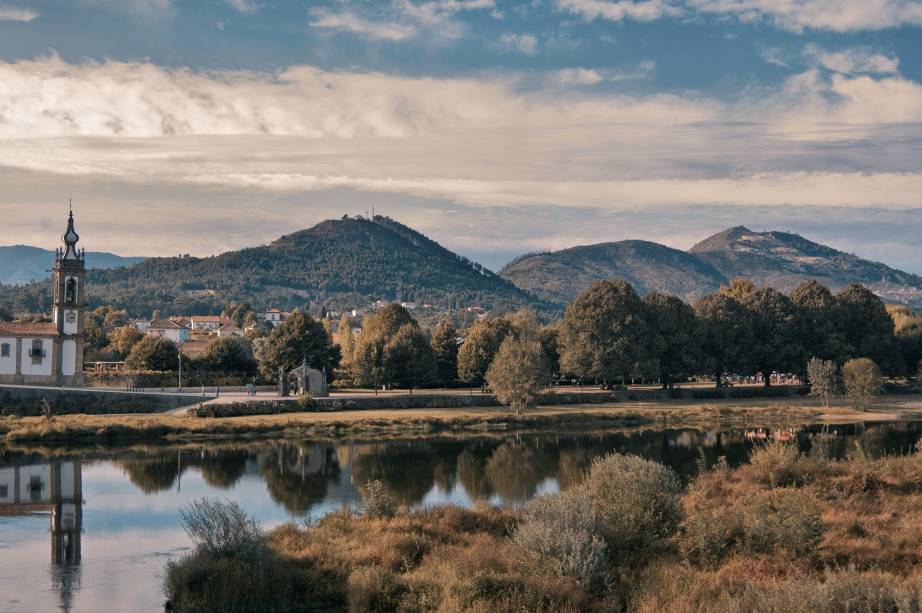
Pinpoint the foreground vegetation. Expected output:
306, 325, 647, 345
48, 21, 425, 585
165, 442, 922, 612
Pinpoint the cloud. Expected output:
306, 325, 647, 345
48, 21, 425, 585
551, 61, 655, 85
79, 0, 172, 17
806, 46, 900, 75
556, 0, 682, 22
310, 8, 416, 41
686, 0, 922, 32
225, 0, 257, 15
499, 33, 539, 55
0, 55, 919, 264
0, 5, 39, 21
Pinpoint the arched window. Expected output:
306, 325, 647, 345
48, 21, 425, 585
65, 278, 77, 306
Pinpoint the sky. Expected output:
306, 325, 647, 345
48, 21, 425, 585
0, 0, 920, 273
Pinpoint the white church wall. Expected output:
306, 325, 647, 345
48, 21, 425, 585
63, 310, 79, 335
0, 337, 16, 375
62, 340, 76, 376
20, 338, 53, 376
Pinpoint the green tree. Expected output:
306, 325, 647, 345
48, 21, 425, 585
0, 304, 12, 321
382, 323, 437, 391
837, 285, 901, 374
842, 357, 882, 411
257, 310, 340, 380
643, 292, 701, 389
110, 325, 145, 358
742, 287, 798, 385
559, 280, 658, 386
83, 314, 109, 352
538, 325, 561, 382
486, 336, 548, 415
806, 357, 838, 408
789, 280, 847, 369
431, 320, 460, 387
457, 317, 515, 388
202, 335, 257, 374
126, 335, 179, 371
223, 302, 254, 327
694, 293, 755, 387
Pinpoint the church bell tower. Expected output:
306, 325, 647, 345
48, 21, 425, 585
52, 207, 86, 386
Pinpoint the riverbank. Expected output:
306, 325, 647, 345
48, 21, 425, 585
3, 395, 921, 446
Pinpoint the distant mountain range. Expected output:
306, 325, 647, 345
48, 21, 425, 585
0, 216, 541, 316
2, 221, 920, 317
0, 245, 145, 285
499, 226, 922, 308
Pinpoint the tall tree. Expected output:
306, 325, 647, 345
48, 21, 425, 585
383, 324, 437, 391
486, 337, 548, 415
836, 284, 902, 374
694, 293, 755, 387
202, 335, 257, 374
806, 357, 838, 409
257, 310, 340, 380
538, 325, 561, 383
643, 292, 701, 389
336, 315, 356, 368
742, 287, 798, 385
842, 357, 882, 411
431, 320, 460, 387
352, 304, 433, 390
457, 317, 515, 387
126, 336, 179, 372
110, 325, 146, 358
559, 280, 658, 386
789, 280, 847, 369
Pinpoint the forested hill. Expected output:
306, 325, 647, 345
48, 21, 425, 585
0, 216, 543, 317
500, 227, 922, 308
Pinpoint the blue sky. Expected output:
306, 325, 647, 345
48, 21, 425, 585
0, 0, 920, 272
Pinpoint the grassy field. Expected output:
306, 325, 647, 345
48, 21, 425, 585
164, 441, 922, 612
2, 395, 920, 446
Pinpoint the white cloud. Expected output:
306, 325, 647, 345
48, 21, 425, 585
499, 33, 539, 55
0, 5, 39, 21
552, 61, 655, 85
310, 8, 416, 41
807, 46, 900, 75
687, 0, 922, 32
225, 0, 257, 15
556, 0, 682, 22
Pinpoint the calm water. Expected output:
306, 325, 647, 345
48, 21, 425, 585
2, 421, 921, 613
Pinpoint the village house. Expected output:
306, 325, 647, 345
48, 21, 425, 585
257, 308, 292, 328
0, 210, 86, 386
146, 318, 191, 343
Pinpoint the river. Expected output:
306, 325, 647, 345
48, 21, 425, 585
1, 420, 920, 613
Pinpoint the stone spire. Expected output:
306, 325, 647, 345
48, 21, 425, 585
61, 201, 82, 261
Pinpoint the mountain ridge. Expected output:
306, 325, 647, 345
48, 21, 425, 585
0, 245, 145, 285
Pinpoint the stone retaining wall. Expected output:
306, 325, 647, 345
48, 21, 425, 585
0, 385, 203, 416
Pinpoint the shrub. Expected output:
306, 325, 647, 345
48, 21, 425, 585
360, 480, 397, 519
748, 440, 804, 487
741, 489, 823, 557
842, 357, 883, 410
806, 357, 838, 408
513, 489, 608, 591
581, 453, 683, 563
179, 498, 266, 559
347, 566, 405, 612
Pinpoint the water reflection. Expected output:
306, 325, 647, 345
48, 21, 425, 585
2, 421, 922, 613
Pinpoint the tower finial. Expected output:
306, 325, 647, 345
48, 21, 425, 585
62, 202, 80, 260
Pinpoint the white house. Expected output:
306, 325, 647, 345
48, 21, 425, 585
146, 318, 191, 343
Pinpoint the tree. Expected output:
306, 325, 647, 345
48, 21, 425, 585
789, 281, 847, 369
643, 292, 701, 389
382, 324, 437, 391
457, 317, 515, 388
126, 335, 179, 371
83, 315, 109, 352
431, 320, 460, 387
806, 357, 838, 409
110, 325, 145, 358
0, 304, 11, 321
202, 335, 257, 374
842, 357, 882, 411
741, 287, 798, 385
694, 293, 754, 387
336, 315, 356, 368
257, 310, 340, 380
538, 325, 561, 383
223, 302, 255, 328
559, 280, 658, 386
836, 284, 902, 374
486, 337, 548, 414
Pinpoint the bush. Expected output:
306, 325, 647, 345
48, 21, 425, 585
179, 498, 266, 559
513, 489, 608, 591
741, 489, 823, 557
347, 566, 405, 612
748, 441, 805, 487
806, 357, 838, 408
843, 357, 883, 410
581, 453, 683, 563
360, 480, 397, 519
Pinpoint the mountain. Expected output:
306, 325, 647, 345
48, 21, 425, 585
500, 226, 922, 308
499, 241, 725, 304
0, 216, 543, 317
0, 245, 145, 285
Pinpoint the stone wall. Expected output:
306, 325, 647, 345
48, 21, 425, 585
0, 385, 202, 416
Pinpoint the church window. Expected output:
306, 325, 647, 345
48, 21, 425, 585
30, 340, 45, 364
0, 343, 9, 357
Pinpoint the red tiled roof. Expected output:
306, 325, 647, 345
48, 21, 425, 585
0, 322, 59, 336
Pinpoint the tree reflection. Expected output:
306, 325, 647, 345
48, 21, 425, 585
485, 440, 548, 502
120, 453, 186, 493
456, 447, 493, 500
260, 445, 341, 515
351, 444, 437, 506
200, 450, 251, 489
